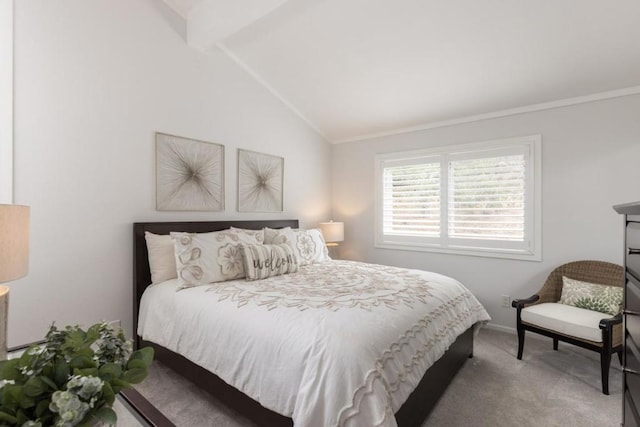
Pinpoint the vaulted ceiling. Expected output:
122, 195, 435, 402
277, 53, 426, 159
161, 0, 640, 143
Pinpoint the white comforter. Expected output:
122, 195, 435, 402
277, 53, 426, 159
138, 260, 490, 427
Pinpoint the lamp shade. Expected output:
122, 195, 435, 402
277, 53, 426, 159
319, 221, 344, 244
0, 204, 30, 283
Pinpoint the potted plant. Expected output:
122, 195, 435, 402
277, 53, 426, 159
0, 322, 153, 426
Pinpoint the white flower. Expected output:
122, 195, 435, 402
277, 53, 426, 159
66, 375, 104, 400
49, 390, 90, 427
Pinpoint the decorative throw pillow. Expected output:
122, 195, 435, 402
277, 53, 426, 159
241, 243, 298, 281
263, 227, 288, 245
171, 229, 262, 290
268, 228, 329, 266
229, 227, 265, 243
144, 232, 177, 284
559, 276, 623, 316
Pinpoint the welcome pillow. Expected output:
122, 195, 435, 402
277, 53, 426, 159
241, 243, 298, 281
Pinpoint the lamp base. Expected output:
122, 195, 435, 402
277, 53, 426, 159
326, 243, 339, 259
0, 286, 8, 360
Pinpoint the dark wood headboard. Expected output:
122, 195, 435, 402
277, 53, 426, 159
132, 220, 299, 341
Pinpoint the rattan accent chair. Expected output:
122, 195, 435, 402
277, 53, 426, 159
512, 260, 623, 395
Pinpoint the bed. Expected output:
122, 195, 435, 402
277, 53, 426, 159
133, 220, 490, 427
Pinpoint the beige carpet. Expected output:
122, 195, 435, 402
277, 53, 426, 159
133, 328, 622, 426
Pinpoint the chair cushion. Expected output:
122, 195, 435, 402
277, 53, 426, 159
521, 303, 609, 343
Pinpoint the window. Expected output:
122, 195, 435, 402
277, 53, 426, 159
375, 135, 541, 261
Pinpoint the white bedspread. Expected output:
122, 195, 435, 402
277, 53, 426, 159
138, 260, 490, 427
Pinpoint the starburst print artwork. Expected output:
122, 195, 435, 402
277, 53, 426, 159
156, 133, 224, 211
238, 149, 284, 212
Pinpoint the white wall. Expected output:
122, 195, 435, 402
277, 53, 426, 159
0, 0, 12, 203
332, 94, 640, 330
10, 0, 331, 346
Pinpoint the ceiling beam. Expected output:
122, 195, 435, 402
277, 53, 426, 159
186, 0, 290, 51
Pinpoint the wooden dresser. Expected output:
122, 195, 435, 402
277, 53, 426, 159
614, 201, 640, 427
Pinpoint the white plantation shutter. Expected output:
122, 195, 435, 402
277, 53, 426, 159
383, 161, 440, 236
375, 136, 541, 261
448, 154, 525, 241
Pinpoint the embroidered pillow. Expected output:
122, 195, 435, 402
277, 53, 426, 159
171, 229, 262, 290
268, 228, 329, 266
229, 227, 265, 243
263, 227, 288, 245
241, 243, 298, 281
559, 276, 623, 316
144, 232, 177, 284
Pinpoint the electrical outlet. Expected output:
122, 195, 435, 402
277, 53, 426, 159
501, 295, 510, 308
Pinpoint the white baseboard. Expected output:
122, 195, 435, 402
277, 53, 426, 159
484, 322, 516, 334
482, 322, 552, 343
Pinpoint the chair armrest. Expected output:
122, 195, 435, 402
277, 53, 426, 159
599, 312, 623, 330
511, 295, 540, 309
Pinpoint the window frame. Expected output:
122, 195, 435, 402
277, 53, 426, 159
374, 135, 542, 261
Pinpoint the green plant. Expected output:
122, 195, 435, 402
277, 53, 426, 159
0, 322, 153, 427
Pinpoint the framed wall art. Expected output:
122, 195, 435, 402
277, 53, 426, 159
156, 132, 225, 211
237, 149, 284, 212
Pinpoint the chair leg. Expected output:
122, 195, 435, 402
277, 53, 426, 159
601, 350, 611, 395
517, 325, 525, 360
553, 338, 558, 351
618, 350, 623, 365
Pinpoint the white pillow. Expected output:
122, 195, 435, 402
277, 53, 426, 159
241, 243, 298, 281
171, 229, 262, 290
144, 232, 177, 284
263, 227, 288, 245
268, 228, 329, 266
229, 226, 265, 243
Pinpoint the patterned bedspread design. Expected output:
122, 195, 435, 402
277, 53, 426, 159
205, 261, 436, 311
138, 260, 490, 427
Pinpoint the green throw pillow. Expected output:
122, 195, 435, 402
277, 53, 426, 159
559, 276, 623, 316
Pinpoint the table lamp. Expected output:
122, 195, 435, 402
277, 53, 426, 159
319, 221, 344, 247
0, 204, 30, 359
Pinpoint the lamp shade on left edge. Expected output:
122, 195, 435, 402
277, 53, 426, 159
0, 204, 30, 283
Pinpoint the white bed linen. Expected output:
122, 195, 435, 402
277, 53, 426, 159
138, 260, 490, 427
